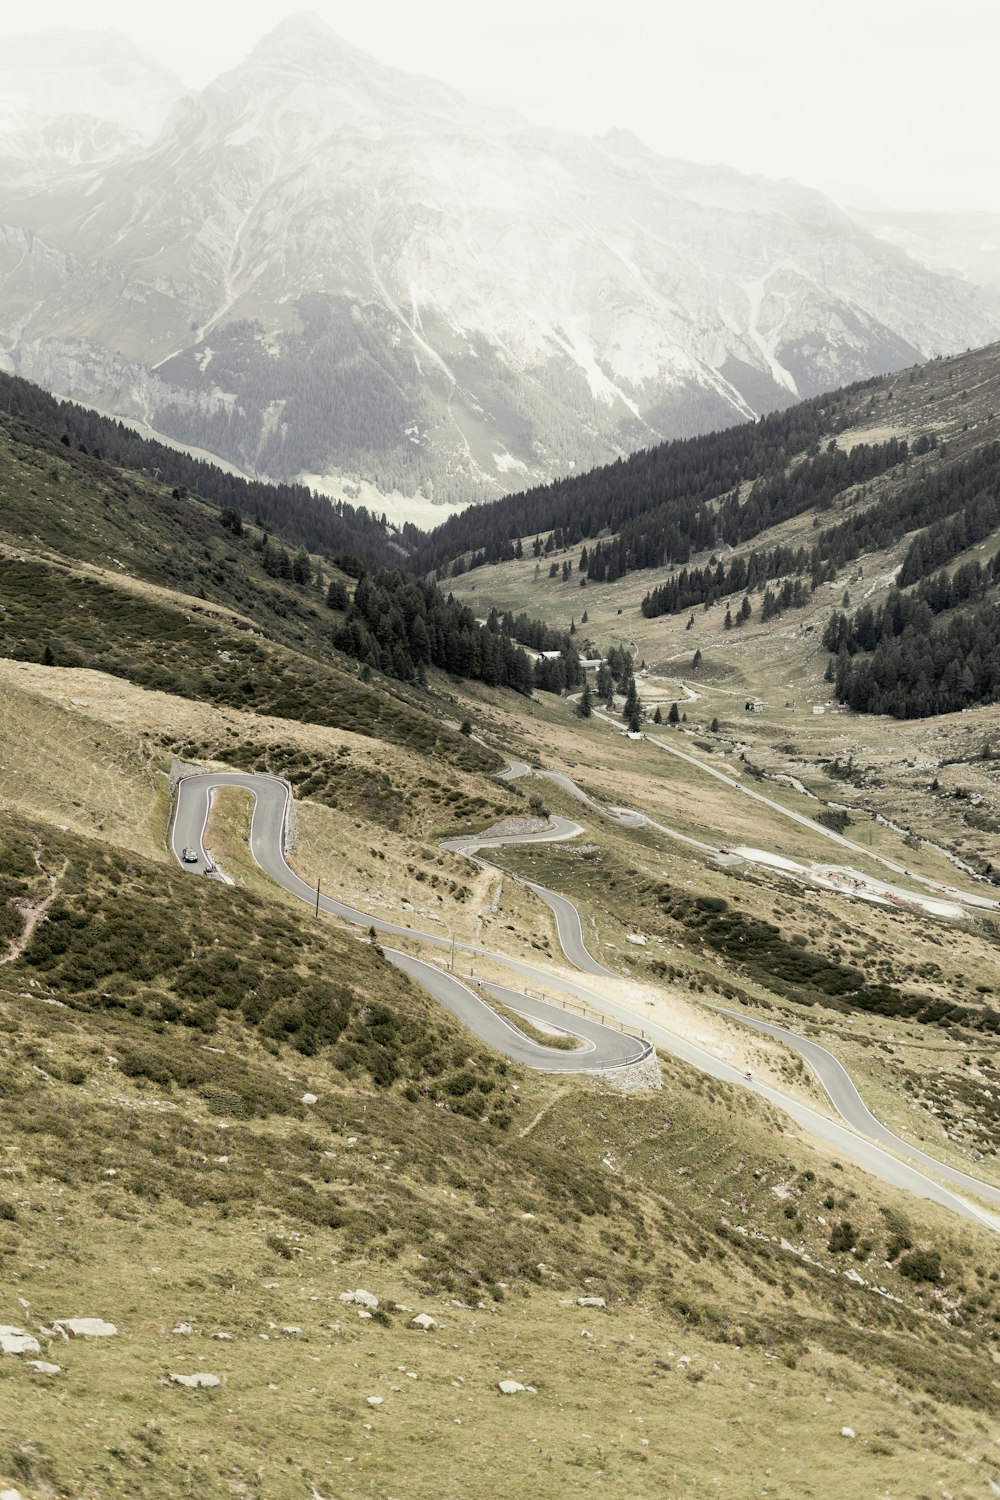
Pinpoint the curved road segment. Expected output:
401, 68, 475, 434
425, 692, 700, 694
495, 758, 1000, 1222
171, 771, 1000, 1231
171, 772, 647, 1075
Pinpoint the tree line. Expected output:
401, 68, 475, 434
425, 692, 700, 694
640, 542, 829, 618
330, 568, 535, 694
582, 437, 907, 583
817, 441, 1000, 577
0, 370, 400, 568
411, 385, 882, 576
823, 553, 1000, 716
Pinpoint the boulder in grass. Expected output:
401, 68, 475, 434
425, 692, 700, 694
498, 1380, 526, 1395
54, 1318, 117, 1339
27, 1361, 62, 1375
170, 1372, 221, 1389
577, 1297, 606, 1309
339, 1290, 378, 1310
409, 1313, 436, 1331
0, 1328, 41, 1356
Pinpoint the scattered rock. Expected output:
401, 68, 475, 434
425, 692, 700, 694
366, 1395, 384, 1407
27, 1361, 61, 1375
170, 1372, 221, 1389
0, 1328, 41, 1356
498, 1380, 527, 1395
626, 933, 647, 946
577, 1297, 606, 1309
841, 1427, 856, 1439
339, 1290, 378, 1310
172, 1322, 193, 1335
409, 1314, 436, 1331
0, 1488, 25, 1500
54, 1318, 117, 1339
211, 1332, 235, 1341
301, 1093, 318, 1106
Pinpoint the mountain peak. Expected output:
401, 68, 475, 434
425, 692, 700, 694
255, 10, 337, 45
247, 11, 370, 71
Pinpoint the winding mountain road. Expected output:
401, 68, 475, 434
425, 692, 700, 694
171, 772, 647, 1074
490, 761, 1000, 1223
170, 770, 1000, 1231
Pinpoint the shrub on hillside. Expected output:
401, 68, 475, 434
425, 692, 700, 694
898, 1249, 943, 1283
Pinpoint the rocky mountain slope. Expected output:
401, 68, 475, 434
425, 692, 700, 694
0, 14, 997, 521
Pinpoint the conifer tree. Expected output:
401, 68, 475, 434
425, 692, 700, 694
622, 675, 641, 727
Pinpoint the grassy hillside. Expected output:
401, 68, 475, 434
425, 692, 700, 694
443, 342, 1000, 720
0, 411, 503, 772
4, 371, 1000, 1496
4, 798, 1000, 1498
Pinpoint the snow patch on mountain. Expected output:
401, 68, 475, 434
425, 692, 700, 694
300, 470, 470, 532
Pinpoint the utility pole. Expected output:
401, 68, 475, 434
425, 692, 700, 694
315, 875, 321, 918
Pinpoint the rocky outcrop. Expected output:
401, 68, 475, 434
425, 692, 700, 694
53, 1318, 117, 1338
0, 1327, 40, 1356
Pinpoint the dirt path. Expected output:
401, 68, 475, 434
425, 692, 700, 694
2, 843, 63, 966
518, 1089, 569, 1139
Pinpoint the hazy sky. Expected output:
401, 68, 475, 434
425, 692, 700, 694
2, 0, 997, 213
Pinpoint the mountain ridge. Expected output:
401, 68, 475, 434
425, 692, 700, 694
0, 14, 997, 523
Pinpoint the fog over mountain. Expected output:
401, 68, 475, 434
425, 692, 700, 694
1, 13, 998, 524
851, 208, 1000, 296
0, 29, 186, 141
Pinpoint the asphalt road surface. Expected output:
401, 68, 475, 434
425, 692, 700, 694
441, 818, 616, 979
171, 772, 648, 1074
495, 754, 1000, 1214
171, 770, 1000, 1230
